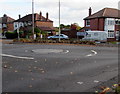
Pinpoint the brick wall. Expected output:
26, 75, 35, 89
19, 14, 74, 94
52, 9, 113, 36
7, 23, 14, 31
35, 21, 53, 28
90, 18, 104, 31
84, 18, 105, 31
98, 18, 105, 31
90, 18, 99, 30
115, 25, 120, 31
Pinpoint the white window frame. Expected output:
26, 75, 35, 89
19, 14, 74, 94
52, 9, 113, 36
86, 20, 90, 27
107, 20, 115, 25
107, 30, 115, 38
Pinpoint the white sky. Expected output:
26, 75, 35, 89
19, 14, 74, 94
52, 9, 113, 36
0, 0, 119, 27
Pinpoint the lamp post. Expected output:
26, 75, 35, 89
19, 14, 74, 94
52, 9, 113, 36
32, 0, 35, 39
58, 0, 61, 42
17, 23, 20, 40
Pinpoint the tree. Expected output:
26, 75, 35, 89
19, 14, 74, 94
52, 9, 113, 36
60, 24, 65, 29
60, 24, 71, 30
66, 25, 71, 29
71, 23, 81, 30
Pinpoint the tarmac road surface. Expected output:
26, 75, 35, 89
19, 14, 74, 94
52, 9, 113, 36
2, 43, 118, 92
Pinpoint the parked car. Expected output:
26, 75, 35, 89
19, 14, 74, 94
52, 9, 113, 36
48, 34, 69, 39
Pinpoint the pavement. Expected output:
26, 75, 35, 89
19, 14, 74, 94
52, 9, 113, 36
1, 41, 118, 93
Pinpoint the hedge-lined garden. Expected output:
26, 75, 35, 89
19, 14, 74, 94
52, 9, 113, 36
13, 38, 96, 45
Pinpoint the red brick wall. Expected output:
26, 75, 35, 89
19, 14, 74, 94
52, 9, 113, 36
7, 23, 14, 31
2, 23, 14, 32
90, 18, 99, 30
98, 18, 105, 31
115, 25, 120, 31
84, 18, 105, 31
35, 21, 53, 28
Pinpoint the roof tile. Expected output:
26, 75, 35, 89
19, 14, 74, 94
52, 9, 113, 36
14, 13, 53, 22
84, 8, 120, 20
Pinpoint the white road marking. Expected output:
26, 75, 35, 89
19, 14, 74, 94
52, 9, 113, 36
32, 49, 69, 54
64, 50, 69, 53
25, 50, 28, 52
77, 82, 84, 85
86, 50, 97, 57
94, 80, 99, 83
91, 50, 97, 55
86, 54, 93, 57
1, 54, 34, 60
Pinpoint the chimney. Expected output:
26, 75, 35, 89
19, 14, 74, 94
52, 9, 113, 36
40, 11, 42, 20
3, 14, 7, 17
89, 7, 92, 16
46, 12, 48, 21
19, 14, 21, 19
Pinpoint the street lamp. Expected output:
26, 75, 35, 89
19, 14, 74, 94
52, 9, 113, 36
17, 23, 20, 40
58, 0, 61, 42
32, 0, 35, 39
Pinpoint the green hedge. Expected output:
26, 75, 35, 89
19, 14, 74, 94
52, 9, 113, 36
13, 38, 96, 45
5, 31, 18, 39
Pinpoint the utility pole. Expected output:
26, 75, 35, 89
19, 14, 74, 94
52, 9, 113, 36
17, 23, 20, 40
58, 0, 61, 42
32, 0, 35, 39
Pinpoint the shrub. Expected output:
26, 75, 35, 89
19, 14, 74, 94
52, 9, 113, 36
19, 31, 25, 38
34, 27, 41, 33
5, 31, 18, 39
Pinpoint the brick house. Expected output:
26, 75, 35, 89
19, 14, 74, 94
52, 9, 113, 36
0, 14, 15, 34
84, 7, 120, 41
14, 12, 55, 36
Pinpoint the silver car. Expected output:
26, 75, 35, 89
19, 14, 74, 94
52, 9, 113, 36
48, 34, 69, 39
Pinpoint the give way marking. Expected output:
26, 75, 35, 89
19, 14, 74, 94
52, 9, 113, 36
1, 54, 34, 60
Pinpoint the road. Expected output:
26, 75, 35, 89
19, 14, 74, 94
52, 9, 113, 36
2, 43, 118, 92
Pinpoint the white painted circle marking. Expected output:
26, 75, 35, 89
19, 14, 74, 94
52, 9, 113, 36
32, 49, 69, 54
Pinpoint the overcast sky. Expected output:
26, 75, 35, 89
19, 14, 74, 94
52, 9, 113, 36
0, 0, 119, 27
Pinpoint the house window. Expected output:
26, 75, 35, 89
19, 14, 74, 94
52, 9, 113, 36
19, 23, 22, 26
15, 24, 17, 27
28, 21, 32, 26
20, 24, 23, 26
116, 30, 120, 35
115, 19, 120, 25
108, 20, 115, 25
86, 20, 90, 27
3, 24, 7, 28
108, 30, 114, 38
24, 22, 28, 26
